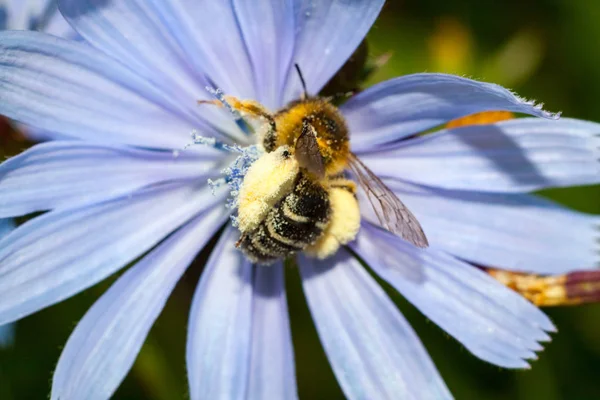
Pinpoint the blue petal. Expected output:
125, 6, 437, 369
0, 6, 7, 30
351, 224, 555, 369
186, 227, 298, 400
147, 0, 256, 99
365, 181, 600, 274
232, 0, 295, 109
0, 0, 77, 38
15, 122, 70, 142
39, 2, 78, 38
187, 227, 253, 400
282, 0, 385, 102
248, 264, 297, 400
57, 0, 245, 142
51, 206, 228, 400
0, 182, 226, 325
0, 219, 14, 347
0, 219, 15, 347
1, 0, 49, 30
0, 218, 15, 238
360, 118, 600, 192
0, 218, 15, 346
342, 74, 559, 152
299, 251, 452, 400
0, 219, 15, 348
0, 141, 222, 218
0, 31, 219, 148
1, 1, 77, 142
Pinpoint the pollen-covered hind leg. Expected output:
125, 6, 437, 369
305, 185, 361, 259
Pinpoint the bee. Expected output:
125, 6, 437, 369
203, 65, 428, 264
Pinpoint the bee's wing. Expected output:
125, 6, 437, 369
348, 153, 429, 248
295, 120, 325, 178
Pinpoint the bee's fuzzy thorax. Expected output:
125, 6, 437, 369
273, 98, 350, 176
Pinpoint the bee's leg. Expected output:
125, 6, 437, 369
198, 95, 277, 150
235, 233, 246, 248
197, 99, 221, 105
198, 96, 273, 121
223, 96, 271, 117
223, 97, 278, 151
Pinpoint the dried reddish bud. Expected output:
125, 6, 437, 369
488, 269, 600, 307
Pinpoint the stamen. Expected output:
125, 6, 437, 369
208, 177, 227, 195
180, 124, 262, 226
191, 129, 217, 146
205, 87, 253, 135
205, 87, 242, 119
221, 145, 262, 215
184, 129, 235, 152
488, 269, 600, 307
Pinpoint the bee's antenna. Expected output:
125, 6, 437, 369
326, 91, 356, 104
294, 63, 308, 100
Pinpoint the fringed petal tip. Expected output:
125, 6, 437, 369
351, 223, 556, 370
298, 251, 452, 400
449, 75, 561, 121
511, 95, 561, 120
363, 117, 600, 193
343, 73, 566, 152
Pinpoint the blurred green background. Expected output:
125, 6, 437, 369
1, 0, 600, 399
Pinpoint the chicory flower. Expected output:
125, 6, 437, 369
0, 1, 598, 399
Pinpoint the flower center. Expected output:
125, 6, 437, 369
191, 92, 361, 265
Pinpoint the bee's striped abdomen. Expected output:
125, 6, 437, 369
240, 174, 330, 264
327, 175, 357, 195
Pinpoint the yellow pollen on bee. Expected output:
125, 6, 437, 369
305, 187, 361, 259
266, 220, 303, 248
274, 99, 350, 176
282, 201, 310, 223
237, 147, 299, 233
201, 92, 372, 264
